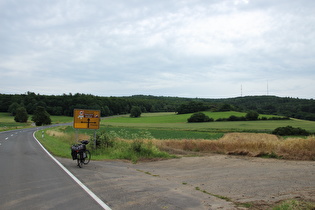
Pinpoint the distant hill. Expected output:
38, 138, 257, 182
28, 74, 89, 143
1, 92, 314, 121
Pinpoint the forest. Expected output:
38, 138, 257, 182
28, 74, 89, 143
1, 92, 315, 121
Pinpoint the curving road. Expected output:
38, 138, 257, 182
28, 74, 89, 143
0, 127, 110, 210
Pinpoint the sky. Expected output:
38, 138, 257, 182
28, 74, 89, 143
1, 0, 314, 99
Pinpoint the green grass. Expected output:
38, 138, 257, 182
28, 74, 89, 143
35, 128, 75, 158
104, 111, 281, 123
50, 115, 73, 124
102, 127, 223, 140
102, 112, 315, 133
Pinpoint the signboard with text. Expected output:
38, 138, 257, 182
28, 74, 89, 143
73, 109, 100, 129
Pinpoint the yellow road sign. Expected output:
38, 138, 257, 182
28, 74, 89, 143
73, 109, 100, 129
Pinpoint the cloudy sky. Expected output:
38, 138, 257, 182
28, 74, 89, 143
1, 0, 314, 99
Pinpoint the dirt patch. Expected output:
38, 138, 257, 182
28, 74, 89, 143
58, 154, 315, 210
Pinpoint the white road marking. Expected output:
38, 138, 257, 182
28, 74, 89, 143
33, 131, 111, 210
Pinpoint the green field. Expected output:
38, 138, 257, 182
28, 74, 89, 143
0, 112, 32, 130
102, 112, 315, 133
0, 112, 73, 131
2, 111, 315, 137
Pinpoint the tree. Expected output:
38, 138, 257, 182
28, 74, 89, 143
102, 105, 111, 116
14, 107, 28, 123
177, 101, 208, 114
32, 106, 51, 126
245, 111, 259, 121
218, 103, 234, 111
8, 102, 21, 116
130, 106, 141, 118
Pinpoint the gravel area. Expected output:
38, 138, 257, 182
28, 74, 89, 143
58, 154, 315, 209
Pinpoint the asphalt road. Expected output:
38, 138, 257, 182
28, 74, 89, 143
0, 127, 109, 210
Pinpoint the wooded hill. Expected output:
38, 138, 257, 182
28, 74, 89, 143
1, 92, 314, 121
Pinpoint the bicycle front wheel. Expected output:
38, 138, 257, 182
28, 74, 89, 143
83, 150, 91, 165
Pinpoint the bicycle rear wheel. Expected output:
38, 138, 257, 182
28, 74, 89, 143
83, 150, 91, 165
77, 153, 82, 168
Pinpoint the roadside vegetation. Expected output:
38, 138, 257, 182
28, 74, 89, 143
35, 126, 174, 163
30, 112, 315, 161
1, 110, 313, 161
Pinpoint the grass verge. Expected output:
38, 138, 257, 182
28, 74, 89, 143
35, 126, 175, 163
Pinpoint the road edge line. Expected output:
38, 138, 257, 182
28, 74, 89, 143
33, 131, 111, 210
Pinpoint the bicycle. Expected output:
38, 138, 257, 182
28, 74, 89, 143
71, 140, 91, 168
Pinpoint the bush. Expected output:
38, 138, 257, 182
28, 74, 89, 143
131, 139, 144, 153
228, 115, 246, 121
187, 112, 214, 123
95, 129, 114, 148
272, 126, 310, 136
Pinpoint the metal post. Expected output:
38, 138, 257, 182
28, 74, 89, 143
94, 129, 97, 150
75, 129, 78, 142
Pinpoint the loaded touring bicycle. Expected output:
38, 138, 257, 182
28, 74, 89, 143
71, 140, 91, 168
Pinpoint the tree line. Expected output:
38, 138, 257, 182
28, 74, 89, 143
1, 92, 315, 121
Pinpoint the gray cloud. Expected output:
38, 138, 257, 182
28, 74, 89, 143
0, 0, 314, 98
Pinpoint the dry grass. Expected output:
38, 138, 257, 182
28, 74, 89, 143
153, 133, 315, 161
45, 130, 89, 144
46, 130, 69, 138
44, 129, 315, 161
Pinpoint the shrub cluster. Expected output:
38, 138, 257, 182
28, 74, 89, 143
260, 116, 290, 120
95, 130, 114, 148
93, 129, 171, 162
189, 111, 290, 123
216, 115, 246, 122
187, 112, 214, 123
216, 115, 289, 122
272, 126, 310, 136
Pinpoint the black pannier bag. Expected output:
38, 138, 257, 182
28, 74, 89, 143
71, 144, 86, 160
71, 150, 77, 160
71, 145, 78, 160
